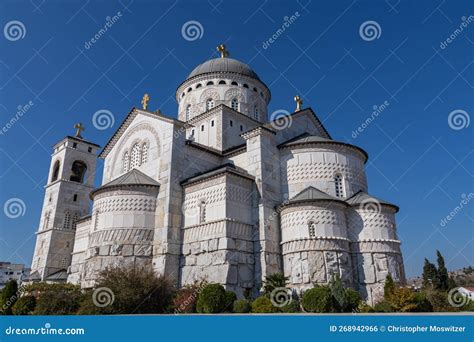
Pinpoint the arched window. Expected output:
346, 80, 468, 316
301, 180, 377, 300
231, 81, 238, 86
130, 143, 141, 169
69, 161, 87, 183
231, 98, 239, 111
185, 104, 191, 121
63, 211, 71, 229
308, 221, 316, 238
94, 210, 100, 231
243, 84, 249, 88
187, 87, 192, 93
51, 160, 60, 182
206, 99, 215, 111
122, 151, 129, 173
334, 174, 344, 198
141, 143, 148, 165
218, 80, 226, 85
206, 81, 214, 86
196, 83, 202, 89
253, 106, 259, 120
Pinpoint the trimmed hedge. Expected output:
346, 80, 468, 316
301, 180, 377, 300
196, 284, 227, 313
233, 299, 251, 313
301, 286, 334, 313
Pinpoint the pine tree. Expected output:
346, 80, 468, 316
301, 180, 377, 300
422, 258, 437, 289
384, 273, 396, 300
436, 250, 449, 291
0, 280, 18, 315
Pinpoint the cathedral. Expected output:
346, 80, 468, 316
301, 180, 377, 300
29, 45, 405, 304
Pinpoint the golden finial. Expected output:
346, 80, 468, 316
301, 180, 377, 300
141, 93, 150, 110
74, 122, 85, 138
217, 44, 229, 58
294, 95, 303, 112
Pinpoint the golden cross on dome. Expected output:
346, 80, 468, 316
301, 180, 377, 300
294, 95, 303, 112
74, 122, 85, 138
217, 44, 229, 58
141, 93, 150, 110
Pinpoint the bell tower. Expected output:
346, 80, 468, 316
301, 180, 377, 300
30, 123, 99, 281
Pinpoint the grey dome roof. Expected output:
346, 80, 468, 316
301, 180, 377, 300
187, 58, 261, 81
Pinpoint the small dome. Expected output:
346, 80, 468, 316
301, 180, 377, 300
187, 58, 261, 81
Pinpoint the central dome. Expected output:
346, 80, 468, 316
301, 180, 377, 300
187, 58, 261, 81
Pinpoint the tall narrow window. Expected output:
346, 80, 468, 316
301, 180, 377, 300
199, 200, 206, 224
335, 174, 344, 198
253, 106, 259, 120
72, 213, 79, 230
130, 143, 141, 169
94, 210, 100, 231
69, 161, 87, 183
43, 211, 50, 230
63, 211, 71, 229
231, 98, 239, 111
122, 151, 130, 173
185, 104, 191, 121
206, 99, 215, 111
308, 221, 316, 238
51, 160, 60, 182
141, 143, 148, 165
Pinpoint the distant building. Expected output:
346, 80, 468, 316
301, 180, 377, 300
458, 287, 474, 301
0, 262, 29, 288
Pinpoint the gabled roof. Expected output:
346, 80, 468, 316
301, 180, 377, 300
98, 107, 188, 159
346, 190, 399, 212
278, 132, 368, 163
90, 169, 160, 198
45, 269, 68, 281
181, 163, 254, 187
265, 108, 332, 139
280, 186, 347, 208
26, 270, 41, 281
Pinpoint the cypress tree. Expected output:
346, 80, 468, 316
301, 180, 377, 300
436, 250, 449, 291
422, 258, 437, 289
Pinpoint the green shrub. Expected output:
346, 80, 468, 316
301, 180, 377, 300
301, 286, 335, 313
263, 273, 288, 296
78, 265, 175, 315
31, 283, 82, 315
413, 292, 433, 312
462, 299, 474, 312
280, 299, 301, 313
373, 301, 393, 313
172, 281, 206, 314
344, 289, 362, 312
357, 302, 375, 313
12, 295, 36, 315
233, 299, 251, 313
196, 284, 226, 313
251, 296, 279, 313
223, 291, 237, 312
426, 290, 458, 312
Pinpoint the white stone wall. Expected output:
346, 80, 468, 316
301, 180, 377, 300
68, 218, 91, 284
280, 203, 353, 290
280, 145, 367, 199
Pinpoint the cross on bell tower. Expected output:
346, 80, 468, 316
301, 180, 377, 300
74, 123, 85, 139
217, 44, 229, 58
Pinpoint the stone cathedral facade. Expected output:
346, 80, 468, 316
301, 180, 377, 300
30, 46, 405, 304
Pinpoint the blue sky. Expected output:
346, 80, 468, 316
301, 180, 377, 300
0, 0, 472, 278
